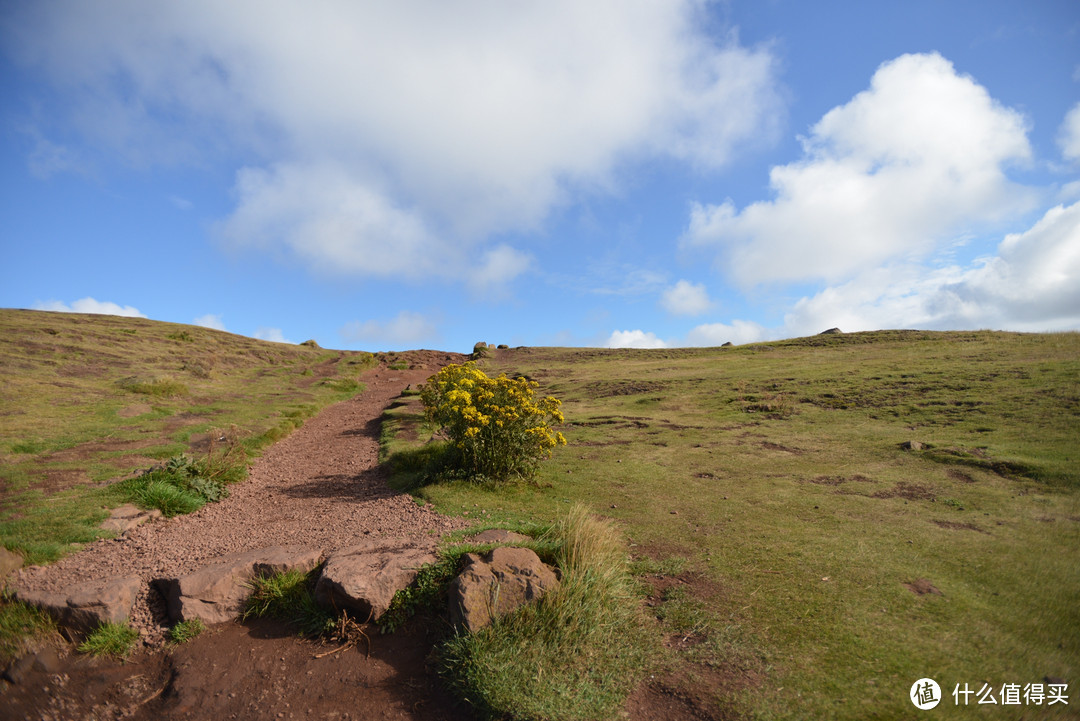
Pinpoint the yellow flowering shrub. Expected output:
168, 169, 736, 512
420, 363, 567, 481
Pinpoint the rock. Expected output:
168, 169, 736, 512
156, 546, 322, 625
721, 342, 733, 347
449, 546, 559, 633
469, 529, 532, 545
2, 646, 62, 684
0, 547, 23, 581
16, 576, 142, 634
900, 440, 926, 451
315, 540, 436, 621
100, 504, 163, 534
819, 327, 843, 334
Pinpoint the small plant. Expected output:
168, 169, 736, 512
300, 339, 320, 348
78, 621, 139, 659
419, 362, 566, 482
167, 330, 194, 342
388, 359, 410, 370
243, 569, 334, 637
115, 452, 233, 517
168, 617, 205, 644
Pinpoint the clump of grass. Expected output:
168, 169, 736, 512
9, 439, 49, 455
167, 618, 205, 644
77, 621, 139, 659
242, 569, 334, 638
117, 376, 189, 398
438, 504, 655, 721
113, 453, 235, 517
0, 596, 58, 664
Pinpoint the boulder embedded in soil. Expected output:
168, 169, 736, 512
315, 540, 436, 621
156, 546, 322, 625
16, 576, 142, 634
449, 546, 559, 633
100, 504, 162, 534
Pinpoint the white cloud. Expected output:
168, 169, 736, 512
340, 311, 437, 346
1059, 101, 1080, 163
605, 330, 669, 349
468, 245, 533, 295
193, 314, 226, 331
6, 1, 782, 279
660, 280, 713, 316
685, 52, 1037, 286
253, 327, 292, 344
34, 297, 146, 318
783, 200, 1080, 334
218, 162, 442, 279
686, 320, 768, 346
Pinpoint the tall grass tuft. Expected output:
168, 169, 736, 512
438, 504, 654, 720
77, 621, 139, 659
242, 569, 334, 638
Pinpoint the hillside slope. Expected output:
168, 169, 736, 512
0, 308, 402, 562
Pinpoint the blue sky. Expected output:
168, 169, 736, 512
2, 1, 1078, 352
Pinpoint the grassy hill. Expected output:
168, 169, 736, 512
2, 311, 1077, 719
0, 308, 381, 563
384, 330, 1080, 720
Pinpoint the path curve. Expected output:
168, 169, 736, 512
14, 353, 470, 643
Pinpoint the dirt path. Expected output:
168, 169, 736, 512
4, 353, 477, 720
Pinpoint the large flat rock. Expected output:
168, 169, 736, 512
16, 575, 142, 635
155, 546, 322, 625
314, 540, 436, 622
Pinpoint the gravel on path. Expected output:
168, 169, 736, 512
13, 354, 471, 644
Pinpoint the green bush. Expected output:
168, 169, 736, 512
419, 363, 566, 482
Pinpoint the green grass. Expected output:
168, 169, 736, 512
0, 597, 58, 664
381, 330, 1080, 720
77, 621, 139, 659
437, 505, 655, 720
242, 569, 335, 637
167, 618, 205, 644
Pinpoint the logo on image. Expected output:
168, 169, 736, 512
911, 678, 942, 710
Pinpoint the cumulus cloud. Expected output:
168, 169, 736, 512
5, 1, 782, 280
253, 327, 292, 344
193, 314, 226, 331
1059, 101, 1080, 163
34, 297, 146, 317
605, 330, 669, 349
340, 311, 438, 346
218, 162, 442, 279
685, 53, 1037, 285
660, 280, 713, 316
784, 200, 1080, 334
